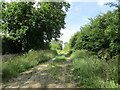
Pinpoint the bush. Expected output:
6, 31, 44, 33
69, 10, 120, 56
70, 49, 92, 60
2, 37, 22, 54
2, 50, 57, 81
71, 50, 118, 88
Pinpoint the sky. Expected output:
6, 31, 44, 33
3, 0, 117, 43
59, 0, 117, 43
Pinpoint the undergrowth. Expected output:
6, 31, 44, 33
2, 50, 57, 81
45, 55, 66, 81
71, 49, 118, 88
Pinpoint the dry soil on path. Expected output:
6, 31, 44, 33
2, 55, 76, 88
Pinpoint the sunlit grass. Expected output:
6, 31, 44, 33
71, 49, 118, 88
48, 55, 66, 67
2, 50, 57, 81
45, 55, 67, 81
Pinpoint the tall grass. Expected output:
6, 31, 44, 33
71, 49, 118, 88
2, 50, 57, 81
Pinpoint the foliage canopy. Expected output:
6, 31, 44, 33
69, 3, 119, 56
1, 1, 70, 54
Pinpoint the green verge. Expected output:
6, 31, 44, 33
71, 49, 119, 88
2, 50, 57, 81
45, 55, 66, 80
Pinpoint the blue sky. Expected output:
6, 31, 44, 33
59, 1, 116, 43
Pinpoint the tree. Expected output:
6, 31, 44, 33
69, 31, 80, 50
63, 42, 70, 50
50, 40, 63, 51
1, 1, 70, 54
69, 4, 119, 56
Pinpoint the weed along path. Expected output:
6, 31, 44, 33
3, 54, 76, 88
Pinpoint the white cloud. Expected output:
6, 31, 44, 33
98, 0, 116, 6
4, 0, 98, 2
4, 0, 40, 2
66, 0, 98, 3
4, 0, 11, 3
4, 0, 116, 5
4, 0, 97, 3
59, 29, 77, 43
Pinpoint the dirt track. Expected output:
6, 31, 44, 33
2, 56, 76, 88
